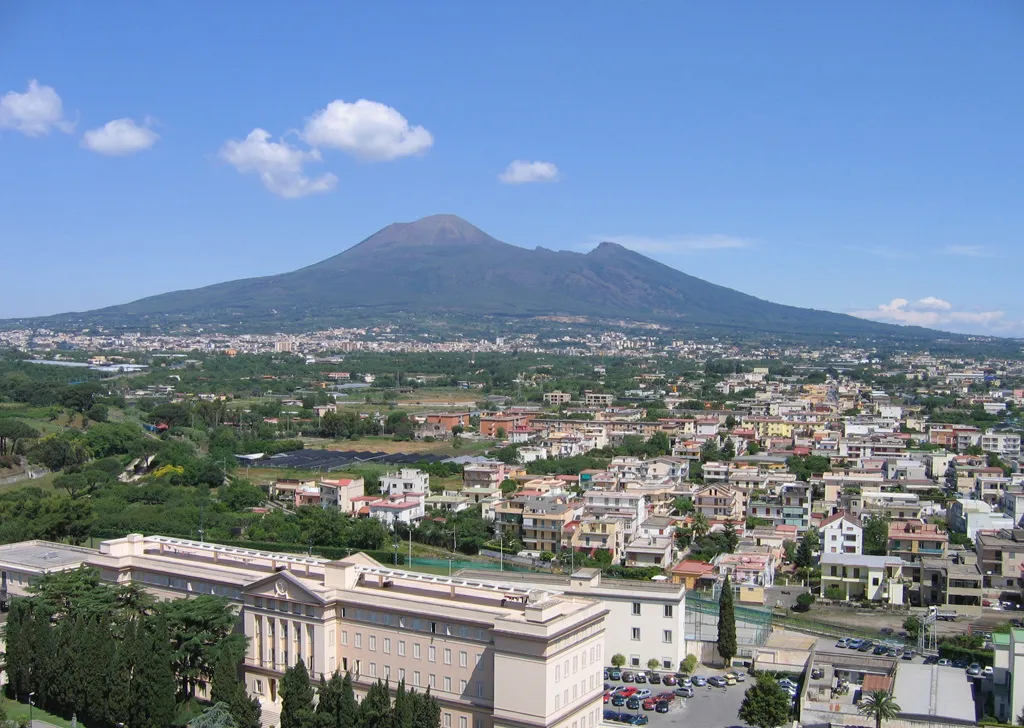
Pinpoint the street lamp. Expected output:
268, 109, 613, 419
28, 692, 35, 725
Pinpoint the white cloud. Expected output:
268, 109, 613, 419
219, 129, 337, 199
942, 244, 995, 258
594, 234, 751, 254
0, 79, 75, 137
499, 160, 560, 184
302, 99, 432, 161
82, 118, 159, 155
850, 296, 1017, 335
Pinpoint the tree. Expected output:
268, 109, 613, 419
795, 592, 816, 612
499, 478, 518, 496
738, 673, 792, 728
339, 672, 359, 728
495, 427, 507, 440
611, 653, 626, 668
646, 658, 661, 671
158, 595, 246, 699
211, 649, 262, 728
280, 662, 317, 728
0, 419, 40, 456
746, 441, 761, 455
358, 680, 393, 728
902, 615, 922, 641
794, 529, 816, 569
723, 523, 740, 552
644, 430, 671, 457
679, 654, 697, 674
717, 575, 737, 662
690, 512, 710, 539
393, 680, 414, 728
54, 472, 91, 499
863, 514, 890, 556
190, 703, 239, 728
409, 688, 440, 728
725, 415, 737, 430
857, 691, 902, 728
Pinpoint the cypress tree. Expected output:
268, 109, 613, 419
3, 599, 32, 698
316, 672, 344, 728
211, 649, 263, 728
717, 574, 737, 663
393, 680, 414, 728
339, 672, 358, 728
358, 680, 392, 728
280, 662, 317, 728
410, 689, 441, 728
129, 619, 177, 728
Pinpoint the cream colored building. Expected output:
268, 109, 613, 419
0, 536, 608, 728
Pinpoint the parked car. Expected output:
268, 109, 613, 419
835, 638, 850, 648
662, 674, 677, 686
642, 699, 657, 711
708, 676, 728, 688
604, 692, 610, 704
723, 674, 737, 686
674, 686, 695, 698
629, 715, 648, 726
777, 678, 798, 691
726, 671, 745, 683
635, 689, 652, 700
902, 650, 916, 660
615, 713, 634, 724
810, 667, 825, 680
626, 697, 641, 710
612, 695, 627, 707
655, 701, 670, 714
953, 659, 968, 669
622, 671, 635, 683
967, 663, 982, 677
880, 627, 894, 635
984, 666, 994, 677
937, 659, 952, 667
924, 655, 938, 665
847, 639, 864, 649
691, 676, 708, 687
617, 687, 638, 698
648, 672, 661, 684
635, 672, 647, 684
872, 644, 888, 655
679, 676, 692, 688
609, 669, 622, 680
858, 640, 875, 653
604, 710, 617, 722
655, 692, 674, 703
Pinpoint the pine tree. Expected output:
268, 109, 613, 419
126, 618, 178, 728
738, 674, 791, 728
717, 574, 737, 663
316, 672, 344, 728
410, 689, 441, 728
280, 662, 317, 728
358, 680, 392, 728
211, 649, 262, 728
2, 599, 33, 698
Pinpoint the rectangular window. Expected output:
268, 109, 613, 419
444, 676, 452, 692
556, 664, 561, 682
341, 630, 348, 646
254, 679, 264, 695
663, 630, 672, 643
429, 674, 436, 688
460, 719, 467, 728
369, 635, 377, 652
631, 628, 641, 641
444, 648, 452, 665
429, 646, 436, 662
631, 602, 641, 616
399, 668, 405, 681
476, 682, 484, 698
398, 641, 406, 657
459, 680, 467, 693
414, 671, 421, 687
414, 643, 421, 659
443, 714, 451, 728
355, 633, 362, 649
328, 629, 336, 646
370, 662, 377, 677
459, 651, 467, 668
384, 638, 391, 654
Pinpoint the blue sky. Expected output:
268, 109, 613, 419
1, 2, 1022, 335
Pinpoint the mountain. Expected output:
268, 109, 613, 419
9, 214, 945, 339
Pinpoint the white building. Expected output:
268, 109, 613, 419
368, 495, 426, 527
819, 511, 863, 556
380, 469, 429, 498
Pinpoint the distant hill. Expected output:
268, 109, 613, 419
7, 214, 949, 339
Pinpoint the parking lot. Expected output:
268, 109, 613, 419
602, 669, 752, 728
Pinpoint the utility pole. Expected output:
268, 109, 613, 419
499, 532, 504, 572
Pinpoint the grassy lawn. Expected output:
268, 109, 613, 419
2, 696, 80, 727
0, 470, 58, 494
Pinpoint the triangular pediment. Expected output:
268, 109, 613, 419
243, 569, 325, 604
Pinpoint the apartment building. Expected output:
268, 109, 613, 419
463, 463, 511, 491
692, 483, 744, 521
947, 499, 1015, 541
0, 536, 608, 728
980, 430, 1021, 459
319, 477, 366, 513
887, 521, 948, 563
819, 553, 905, 604
622, 535, 673, 568
543, 392, 573, 406
819, 511, 863, 556
381, 469, 430, 498
744, 483, 811, 532
576, 517, 625, 562
992, 628, 1024, 724
919, 552, 983, 615
583, 393, 615, 408
522, 500, 581, 554
976, 530, 1024, 594
841, 491, 923, 521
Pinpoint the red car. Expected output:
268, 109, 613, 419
616, 687, 638, 698
655, 692, 675, 703
662, 675, 677, 686
642, 699, 658, 711
603, 692, 610, 704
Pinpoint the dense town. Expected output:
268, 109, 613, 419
0, 338, 1023, 728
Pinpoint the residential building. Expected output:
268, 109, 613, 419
583, 393, 615, 408
463, 463, 510, 491
380, 469, 430, 498
319, 478, 365, 513
576, 517, 624, 561
543, 392, 573, 406
919, 552, 983, 615
819, 511, 863, 556
842, 491, 923, 521
992, 628, 1024, 724
887, 521, 948, 563
819, 553, 905, 604
622, 535, 673, 568
976, 530, 1024, 594
692, 483, 744, 521
981, 430, 1021, 459
367, 496, 425, 527
947, 499, 1015, 541
425, 412, 472, 431
745, 483, 811, 531
0, 536, 608, 728
424, 493, 471, 514
522, 500, 580, 554
713, 552, 776, 587
668, 560, 716, 590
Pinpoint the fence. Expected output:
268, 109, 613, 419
685, 593, 773, 645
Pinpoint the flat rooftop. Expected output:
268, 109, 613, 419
892, 663, 976, 724
0, 541, 94, 571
